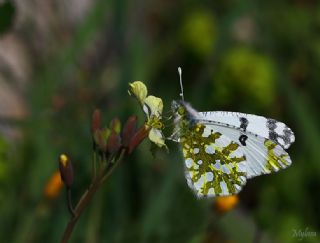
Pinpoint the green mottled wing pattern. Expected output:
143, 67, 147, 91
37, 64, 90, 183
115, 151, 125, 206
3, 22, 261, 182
199, 123, 292, 179
181, 123, 247, 197
263, 139, 291, 172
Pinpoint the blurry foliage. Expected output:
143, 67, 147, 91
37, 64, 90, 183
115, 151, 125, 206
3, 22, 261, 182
0, 0, 319, 242
180, 10, 217, 58
213, 47, 275, 110
0, 1, 15, 35
0, 136, 9, 184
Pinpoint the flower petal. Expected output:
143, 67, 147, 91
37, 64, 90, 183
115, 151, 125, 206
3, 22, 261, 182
128, 81, 148, 105
148, 128, 166, 148
144, 95, 163, 117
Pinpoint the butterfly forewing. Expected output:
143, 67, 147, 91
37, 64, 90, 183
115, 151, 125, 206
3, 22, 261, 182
198, 111, 295, 149
197, 123, 292, 178
181, 123, 247, 197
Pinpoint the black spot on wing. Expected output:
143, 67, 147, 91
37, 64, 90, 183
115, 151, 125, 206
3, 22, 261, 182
239, 117, 248, 131
239, 135, 248, 146
269, 131, 278, 141
266, 119, 277, 130
283, 126, 294, 146
267, 119, 278, 142
266, 119, 294, 149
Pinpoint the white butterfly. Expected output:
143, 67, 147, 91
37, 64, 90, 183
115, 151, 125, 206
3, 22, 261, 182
172, 68, 295, 198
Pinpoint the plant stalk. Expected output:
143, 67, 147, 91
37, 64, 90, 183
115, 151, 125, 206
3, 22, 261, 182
60, 153, 124, 243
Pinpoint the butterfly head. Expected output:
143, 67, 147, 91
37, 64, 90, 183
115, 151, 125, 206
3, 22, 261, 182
171, 100, 186, 116
170, 100, 191, 141
171, 100, 198, 121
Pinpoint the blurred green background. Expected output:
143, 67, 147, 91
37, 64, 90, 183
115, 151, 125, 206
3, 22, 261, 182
0, 0, 320, 242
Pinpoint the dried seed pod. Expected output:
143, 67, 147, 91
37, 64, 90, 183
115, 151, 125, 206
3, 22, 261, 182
59, 154, 74, 188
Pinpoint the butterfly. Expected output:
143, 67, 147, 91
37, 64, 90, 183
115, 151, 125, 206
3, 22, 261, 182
171, 68, 295, 198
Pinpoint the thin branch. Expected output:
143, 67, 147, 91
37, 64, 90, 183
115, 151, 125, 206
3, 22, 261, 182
91, 151, 97, 183
100, 149, 125, 184
66, 188, 75, 217
60, 150, 125, 243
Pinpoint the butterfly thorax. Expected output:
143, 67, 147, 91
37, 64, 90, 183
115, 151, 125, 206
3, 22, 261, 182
171, 101, 220, 144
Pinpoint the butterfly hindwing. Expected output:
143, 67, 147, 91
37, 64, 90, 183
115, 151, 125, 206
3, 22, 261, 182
181, 123, 247, 197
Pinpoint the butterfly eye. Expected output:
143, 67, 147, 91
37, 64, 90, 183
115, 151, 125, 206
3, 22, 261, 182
177, 107, 185, 115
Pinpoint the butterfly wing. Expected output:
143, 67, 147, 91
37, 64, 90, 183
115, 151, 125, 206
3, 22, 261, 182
181, 123, 247, 197
197, 112, 294, 178
199, 111, 295, 149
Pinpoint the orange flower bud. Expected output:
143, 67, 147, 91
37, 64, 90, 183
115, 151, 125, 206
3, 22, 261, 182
215, 195, 239, 213
122, 116, 137, 147
44, 171, 63, 199
59, 154, 74, 188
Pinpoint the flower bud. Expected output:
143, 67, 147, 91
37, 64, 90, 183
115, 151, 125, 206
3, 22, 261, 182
214, 195, 239, 214
107, 131, 121, 154
128, 81, 148, 105
128, 125, 150, 154
59, 154, 74, 188
122, 116, 137, 147
44, 171, 63, 199
94, 127, 113, 152
91, 109, 102, 134
93, 130, 103, 148
109, 118, 121, 134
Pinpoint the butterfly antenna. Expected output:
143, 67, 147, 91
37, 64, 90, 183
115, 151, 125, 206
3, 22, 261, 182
178, 67, 184, 101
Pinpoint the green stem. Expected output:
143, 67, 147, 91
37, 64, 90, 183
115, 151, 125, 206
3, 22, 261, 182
60, 181, 101, 243
100, 149, 125, 184
60, 150, 125, 243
